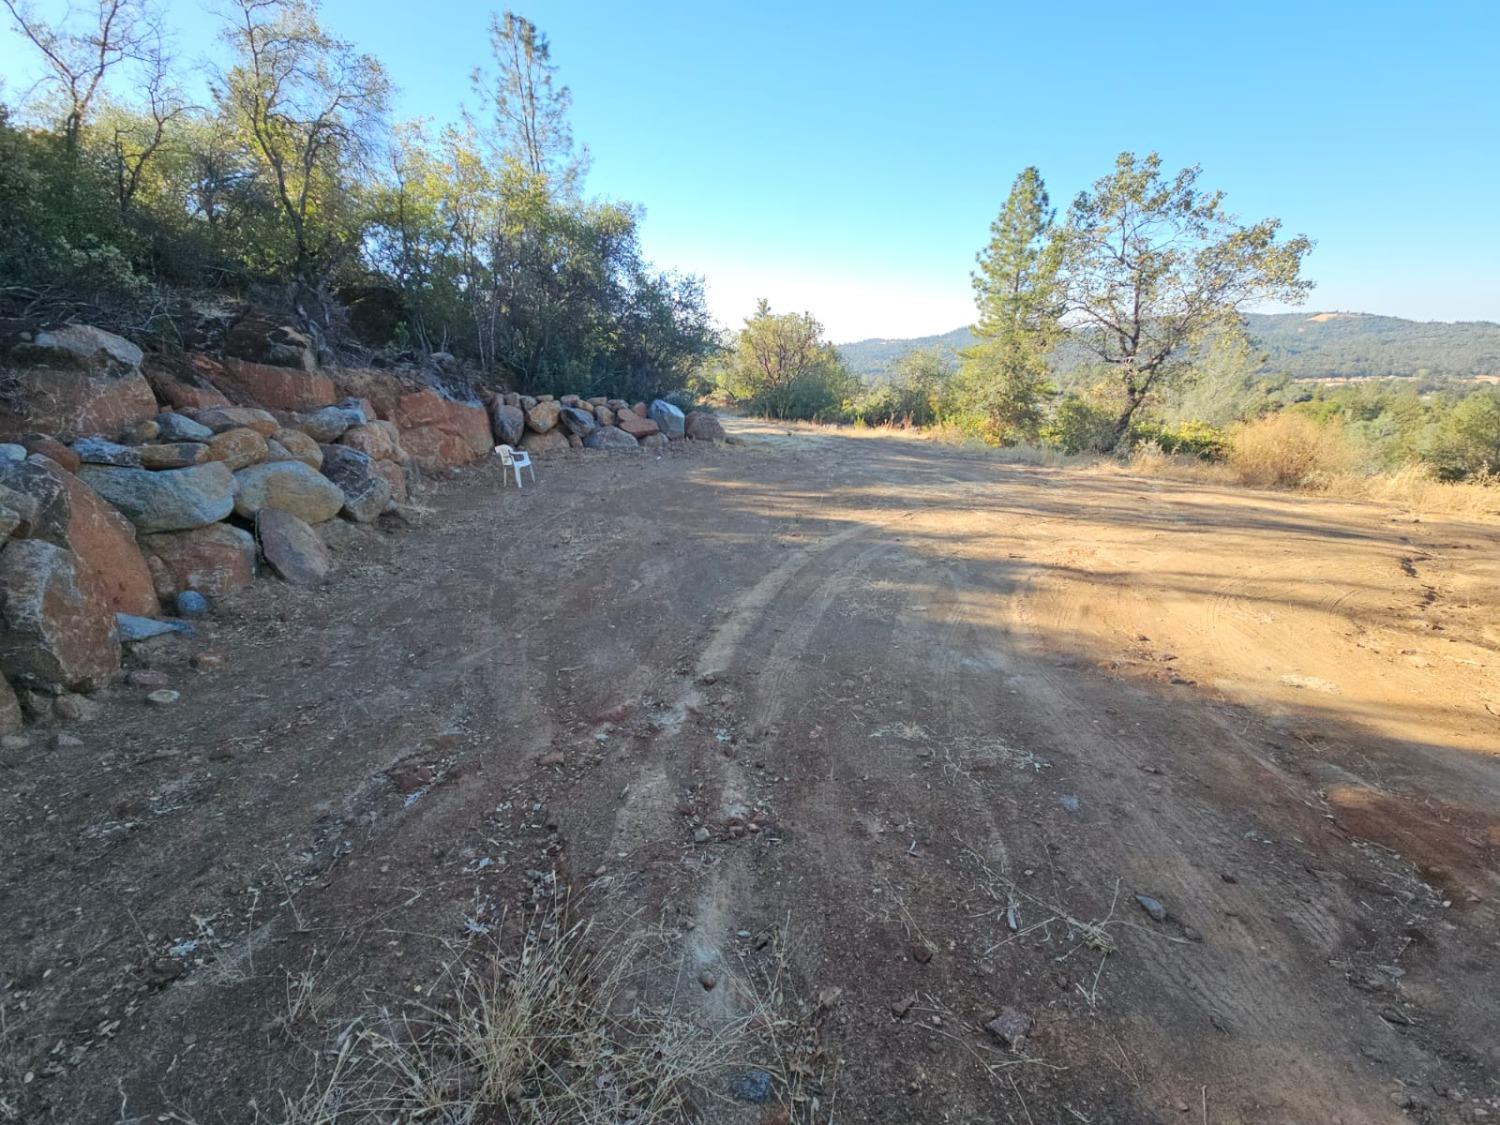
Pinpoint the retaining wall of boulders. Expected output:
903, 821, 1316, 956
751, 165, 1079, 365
0, 319, 726, 742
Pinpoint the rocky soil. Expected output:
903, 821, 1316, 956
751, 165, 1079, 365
2, 420, 1498, 1123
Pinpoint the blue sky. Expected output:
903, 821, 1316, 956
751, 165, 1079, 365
4, 0, 1498, 340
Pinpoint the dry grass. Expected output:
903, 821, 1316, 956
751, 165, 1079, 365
251, 897, 818, 1125
1225, 413, 1357, 488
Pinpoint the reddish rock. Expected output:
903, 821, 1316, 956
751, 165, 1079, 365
138, 442, 212, 469
519, 429, 570, 456
140, 523, 257, 597
35, 459, 157, 616
685, 411, 727, 442
339, 421, 398, 461
206, 358, 337, 412
617, 413, 660, 440
594, 405, 616, 427
370, 458, 408, 503
400, 426, 477, 472
327, 367, 411, 419
206, 426, 269, 471
390, 389, 449, 431
142, 355, 232, 411
0, 539, 120, 691
444, 400, 493, 456
0, 344, 157, 442
525, 400, 562, 433
22, 434, 82, 472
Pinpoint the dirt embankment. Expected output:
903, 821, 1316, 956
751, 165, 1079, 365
3, 421, 1498, 1123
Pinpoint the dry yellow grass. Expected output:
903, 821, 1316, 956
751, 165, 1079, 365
1226, 413, 1357, 488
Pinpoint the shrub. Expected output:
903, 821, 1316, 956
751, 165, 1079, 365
1132, 419, 1230, 460
1041, 394, 1118, 454
1228, 413, 1353, 487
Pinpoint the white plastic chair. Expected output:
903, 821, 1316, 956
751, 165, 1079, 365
495, 443, 535, 488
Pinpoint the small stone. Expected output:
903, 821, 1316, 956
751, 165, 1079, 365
538, 751, 565, 767
1, 733, 30, 751
726, 1068, 772, 1103
126, 669, 171, 688
692, 826, 710, 844
116, 613, 191, 642
175, 590, 209, 617
698, 970, 716, 990
146, 689, 180, 706
1135, 894, 1168, 922
910, 943, 932, 964
52, 693, 101, 722
190, 651, 224, 671
891, 996, 916, 1019
985, 1006, 1033, 1049
51, 732, 84, 750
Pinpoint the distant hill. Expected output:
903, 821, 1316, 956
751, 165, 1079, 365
837, 312, 1500, 382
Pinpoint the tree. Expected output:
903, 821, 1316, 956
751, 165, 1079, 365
719, 300, 854, 420
955, 167, 1060, 441
1053, 152, 1313, 449
215, 0, 390, 293
2, 0, 152, 150
472, 10, 581, 186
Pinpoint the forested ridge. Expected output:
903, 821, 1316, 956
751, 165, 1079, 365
838, 312, 1500, 383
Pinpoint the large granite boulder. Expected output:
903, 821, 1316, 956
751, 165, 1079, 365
684, 411, 727, 442
616, 413, 660, 441
233, 461, 344, 523
489, 403, 525, 447
519, 429, 569, 456
583, 426, 640, 451
0, 326, 157, 442
648, 399, 686, 439
77, 462, 235, 533
32, 457, 157, 616
319, 445, 393, 522
0, 539, 120, 691
256, 509, 331, 586
525, 400, 562, 434
191, 406, 279, 437
140, 523, 257, 598
559, 406, 598, 438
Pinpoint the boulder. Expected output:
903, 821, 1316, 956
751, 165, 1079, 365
270, 428, 323, 468
631, 401, 647, 417
119, 419, 160, 445
155, 413, 215, 442
339, 421, 399, 461
685, 411, 727, 442
559, 405, 598, 438
142, 356, 232, 411
116, 613, 191, 642
525, 400, 562, 434
33, 458, 157, 616
584, 426, 640, 451
77, 462, 235, 533
233, 461, 345, 523
206, 427, 269, 471
319, 445, 393, 522
0, 676, 20, 736
0, 459, 72, 541
501, 392, 520, 407
289, 400, 368, 443
256, 509, 332, 586
640, 432, 669, 450
21, 435, 81, 472
224, 309, 317, 371
370, 458, 408, 503
138, 442, 212, 469
202, 358, 336, 412
389, 389, 449, 431
400, 427, 475, 472
192, 406, 279, 437
326, 367, 411, 419
519, 429, 570, 456
560, 394, 582, 407
489, 402, 525, 447
72, 437, 141, 467
649, 399, 686, 439
0, 326, 157, 441
140, 523, 256, 597
0, 539, 120, 691
616, 413, 660, 440
594, 405, 616, 427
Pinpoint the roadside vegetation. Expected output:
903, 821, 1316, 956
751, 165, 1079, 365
710, 156, 1499, 498
0, 1, 715, 399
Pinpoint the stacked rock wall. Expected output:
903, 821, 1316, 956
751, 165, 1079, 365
0, 319, 726, 740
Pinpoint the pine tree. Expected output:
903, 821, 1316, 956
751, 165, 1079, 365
955, 167, 1061, 442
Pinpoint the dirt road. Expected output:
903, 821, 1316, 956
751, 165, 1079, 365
4, 420, 1498, 1123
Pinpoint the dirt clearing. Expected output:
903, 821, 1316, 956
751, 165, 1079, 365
3, 420, 1498, 1123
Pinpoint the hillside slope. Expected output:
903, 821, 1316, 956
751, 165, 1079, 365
837, 311, 1500, 381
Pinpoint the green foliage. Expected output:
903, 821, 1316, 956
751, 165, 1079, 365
1131, 420, 1231, 460
1053, 152, 1313, 448
1423, 392, 1500, 479
717, 300, 855, 420
953, 167, 1060, 441
0, 4, 713, 400
852, 346, 951, 427
1040, 393, 1119, 454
